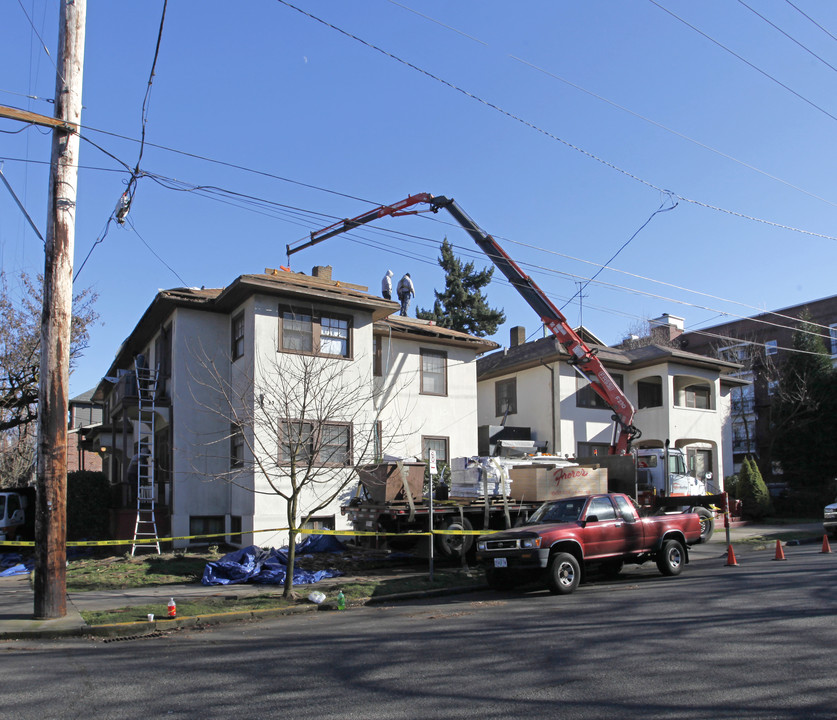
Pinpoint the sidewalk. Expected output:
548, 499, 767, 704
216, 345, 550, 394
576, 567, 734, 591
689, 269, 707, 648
0, 521, 826, 640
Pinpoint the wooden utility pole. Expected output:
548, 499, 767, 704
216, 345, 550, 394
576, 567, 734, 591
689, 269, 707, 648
34, 0, 86, 620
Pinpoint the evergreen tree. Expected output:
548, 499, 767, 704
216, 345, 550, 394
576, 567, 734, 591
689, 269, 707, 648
739, 456, 772, 519
770, 312, 837, 505
416, 239, 505, 337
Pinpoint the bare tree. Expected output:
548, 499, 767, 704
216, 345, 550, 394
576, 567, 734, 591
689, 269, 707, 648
191, 341, 413, 598
0, 271, 98, 485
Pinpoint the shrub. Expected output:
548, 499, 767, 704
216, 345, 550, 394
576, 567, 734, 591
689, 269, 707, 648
738, 457, 772, 520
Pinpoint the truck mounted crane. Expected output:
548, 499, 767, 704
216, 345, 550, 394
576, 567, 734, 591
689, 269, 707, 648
287, 193, 640, 455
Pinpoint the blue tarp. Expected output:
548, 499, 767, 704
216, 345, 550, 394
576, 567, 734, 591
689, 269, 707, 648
0, 553, 33, 577
201, 535, 346, 586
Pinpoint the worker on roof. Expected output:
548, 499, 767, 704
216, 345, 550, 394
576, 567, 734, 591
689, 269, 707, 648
382, 269, 393, 300
397, 273, 415, 317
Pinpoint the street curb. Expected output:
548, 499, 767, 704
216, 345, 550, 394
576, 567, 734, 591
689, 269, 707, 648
0, 583, 487, 641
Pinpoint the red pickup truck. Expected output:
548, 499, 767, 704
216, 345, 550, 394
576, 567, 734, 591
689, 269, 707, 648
475, 493, 703, 595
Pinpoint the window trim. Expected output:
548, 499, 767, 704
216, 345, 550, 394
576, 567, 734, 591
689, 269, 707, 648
684, 383, 711, 410
278, 305, 353, 360
420, 349, 448, 396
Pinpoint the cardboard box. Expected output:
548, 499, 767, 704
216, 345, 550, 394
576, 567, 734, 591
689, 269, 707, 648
509, 465, 607, 502
358, 462, 425, 503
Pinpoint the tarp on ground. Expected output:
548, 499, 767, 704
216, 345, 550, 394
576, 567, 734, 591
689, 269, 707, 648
0, 553, 33, 577
201, 535, 346, 586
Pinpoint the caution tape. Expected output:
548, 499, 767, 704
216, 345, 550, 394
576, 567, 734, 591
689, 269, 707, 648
0, 525, 496, 548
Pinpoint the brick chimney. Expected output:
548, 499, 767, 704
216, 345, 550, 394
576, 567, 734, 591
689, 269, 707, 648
311, 266, 332, 281
649, 313, 684, 343
510, 326, 526, 347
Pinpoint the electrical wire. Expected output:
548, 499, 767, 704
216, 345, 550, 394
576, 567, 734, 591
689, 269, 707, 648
783, 0, 837, 45
737, 0, 837, 75
15, 0, 63, 85
125, 216, 188, 286
274, 0, 837, 245
386, 1, 837, 210
648, 0, 837, 125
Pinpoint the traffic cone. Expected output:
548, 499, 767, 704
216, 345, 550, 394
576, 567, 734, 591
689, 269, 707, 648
822, 535, 832, 554
725, 544, 739, 566
773, 539, 786, 561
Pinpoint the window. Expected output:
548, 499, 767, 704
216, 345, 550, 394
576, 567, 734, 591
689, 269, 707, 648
764, 339, 777, 356
830, 324, 837, 357
731, 384, 754, 415
319, 423, 351, 466
278, 420, 351, 466
374, 335, 383, 377
230, 424, 244, 469
637, 378, 663, 409
732, 421, 755, 454
614, 495, 637, 522
282, 311, 313, 353
302, 516, 335, 531
585, 496, 616, 521
576, 373, 623, 409
767, 380, 779, 397
495, 378, 517, 417
231, 312, 245, 360
420, 349, 447, 395
279, 307, 352, 358
279, 420, 314, 465
422, 436, 449, 464
189, 516, 224, 541
684, 384, 711, 409
577, 442, 610, 457
321, 316, 349, 356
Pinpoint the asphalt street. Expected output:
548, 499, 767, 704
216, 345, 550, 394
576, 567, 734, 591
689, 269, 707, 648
1, 525, 835, 720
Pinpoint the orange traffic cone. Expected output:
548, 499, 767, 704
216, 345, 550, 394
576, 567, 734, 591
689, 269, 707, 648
725, 544, 739, 566
822, 535, 832, 554
773, 539, 786, 561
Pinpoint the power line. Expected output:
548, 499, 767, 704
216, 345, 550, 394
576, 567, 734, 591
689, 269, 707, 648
737, 0, 837, 75
648, 0, 837, 124
273, 0, 837, 245
387, 1, 837, 210
783, 0, 837, 45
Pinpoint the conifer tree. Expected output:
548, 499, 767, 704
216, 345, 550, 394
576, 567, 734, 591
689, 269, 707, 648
416, 239, 505, 337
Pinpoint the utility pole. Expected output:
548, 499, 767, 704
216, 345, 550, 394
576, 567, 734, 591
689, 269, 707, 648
34, 0, 86, 620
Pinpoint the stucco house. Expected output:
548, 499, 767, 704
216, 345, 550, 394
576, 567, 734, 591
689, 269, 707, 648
476, 325, 746, 490
90, 266, 497, 548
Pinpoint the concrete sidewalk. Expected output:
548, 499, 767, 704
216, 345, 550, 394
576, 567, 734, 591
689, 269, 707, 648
0, 520, 826, 640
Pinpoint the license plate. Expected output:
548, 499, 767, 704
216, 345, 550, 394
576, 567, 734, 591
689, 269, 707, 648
494, 557, 508, 568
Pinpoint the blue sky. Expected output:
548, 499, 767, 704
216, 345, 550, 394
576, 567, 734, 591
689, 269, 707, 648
2, 1, 836, 397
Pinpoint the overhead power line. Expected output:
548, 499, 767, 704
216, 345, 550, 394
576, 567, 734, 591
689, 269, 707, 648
273, 0, 837, 244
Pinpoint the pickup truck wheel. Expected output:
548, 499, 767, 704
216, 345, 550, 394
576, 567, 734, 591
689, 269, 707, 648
547, 552, 580, 595
656, 539, 685, 576
693, 507, 715, 543
434, 517, 474, 560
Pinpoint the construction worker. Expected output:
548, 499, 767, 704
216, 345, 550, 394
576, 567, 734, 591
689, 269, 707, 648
397, 273, 415, 316
382, 269, 393, 300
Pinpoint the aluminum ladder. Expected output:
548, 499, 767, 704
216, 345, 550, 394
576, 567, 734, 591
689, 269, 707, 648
132, 360, 161, 555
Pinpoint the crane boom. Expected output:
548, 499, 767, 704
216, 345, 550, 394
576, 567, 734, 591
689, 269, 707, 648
288, 193, 639, 454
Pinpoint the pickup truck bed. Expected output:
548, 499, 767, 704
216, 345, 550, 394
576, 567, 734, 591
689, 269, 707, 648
475, 492, 703, 595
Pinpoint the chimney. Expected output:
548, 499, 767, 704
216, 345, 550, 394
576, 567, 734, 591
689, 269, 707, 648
311, 266, 332, 281
510, 326, 526, 347
649, 313, 684, 343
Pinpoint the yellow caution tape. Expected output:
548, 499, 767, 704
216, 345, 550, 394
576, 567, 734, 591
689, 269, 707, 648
0, 525, 496, 548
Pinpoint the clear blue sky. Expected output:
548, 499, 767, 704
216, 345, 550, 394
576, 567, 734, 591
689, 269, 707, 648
2, 1, 836, 398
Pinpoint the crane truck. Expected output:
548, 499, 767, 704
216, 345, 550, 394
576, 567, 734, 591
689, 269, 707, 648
290, 193, 720, 558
